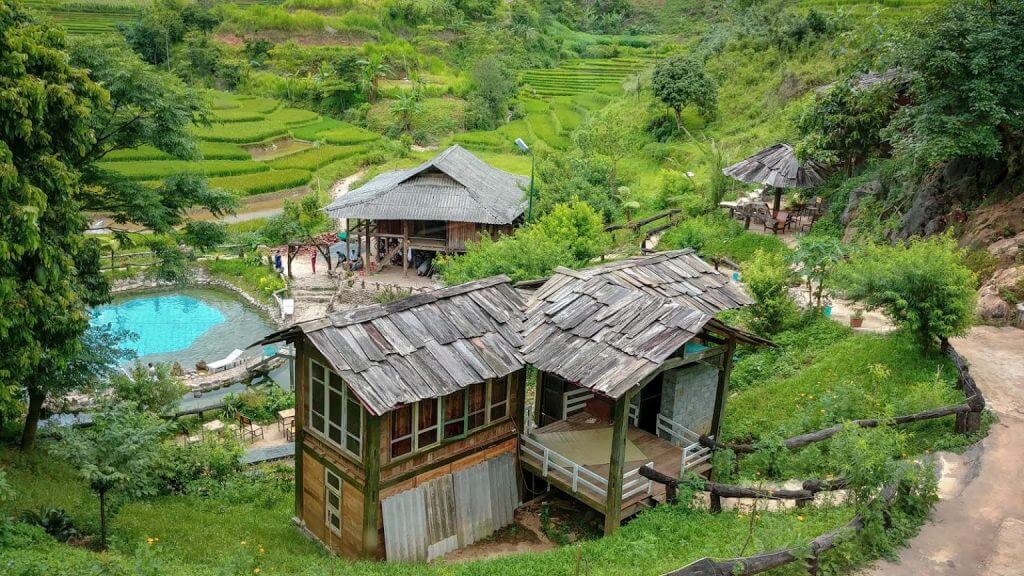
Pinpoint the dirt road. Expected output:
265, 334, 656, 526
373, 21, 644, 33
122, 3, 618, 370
864, 326, 1024, 576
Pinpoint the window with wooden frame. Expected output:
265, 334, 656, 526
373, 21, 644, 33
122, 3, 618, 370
309, 359, 363, 460
443, 389, 466, 439
389, 398, 441, 459
325, 469, 342, 536
489, 377, 509, 421
468, 382, 487, 431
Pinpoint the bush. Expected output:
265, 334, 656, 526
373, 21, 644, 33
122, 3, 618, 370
659, 214, 789, 264
157, 436, 244, 494
741, 249, 797, 335
203, 258, 286, 297
224, 385, 295, 424
836, 235, 977, 349
108, 362, 187, 415
18, 508, 79, 542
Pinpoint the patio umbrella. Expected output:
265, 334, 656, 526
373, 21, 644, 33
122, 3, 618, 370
722, 143, 830, 213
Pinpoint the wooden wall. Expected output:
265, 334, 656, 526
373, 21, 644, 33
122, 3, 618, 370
300, 451, 366, 558
447, 221, 480, 252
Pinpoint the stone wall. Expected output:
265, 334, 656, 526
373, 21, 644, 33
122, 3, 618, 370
660, 362, 720, 435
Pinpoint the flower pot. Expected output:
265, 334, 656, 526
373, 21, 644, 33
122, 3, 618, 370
850, 317, 864, 328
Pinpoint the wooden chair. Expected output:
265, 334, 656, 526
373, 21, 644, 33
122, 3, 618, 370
237, 413, 265, 443
751, 203, 791, 234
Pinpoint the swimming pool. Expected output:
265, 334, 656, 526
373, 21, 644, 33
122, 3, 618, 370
90, 287, 277, 369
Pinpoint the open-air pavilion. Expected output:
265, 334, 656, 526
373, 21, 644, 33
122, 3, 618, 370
722, 143, 830, 214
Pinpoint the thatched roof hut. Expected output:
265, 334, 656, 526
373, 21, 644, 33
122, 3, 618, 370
722, 143, 830, 211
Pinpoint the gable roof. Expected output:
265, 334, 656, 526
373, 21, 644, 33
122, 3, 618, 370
257, 276, 526, 415
324, 145, 529, 225
722, 143, 830, 189
521, 250, 756, 400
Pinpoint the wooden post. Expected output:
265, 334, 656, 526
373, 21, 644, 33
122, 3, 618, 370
604, 390, 634, 535
402, 220, 409, 276
709, 336, 737, 441
294, 339, 306, 521
362, 413, 382, 558
532, 370, 544, 428
363, 220, 371, 272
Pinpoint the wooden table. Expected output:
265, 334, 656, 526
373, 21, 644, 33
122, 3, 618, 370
277, 408, 295, 433
202, 419, 225, 439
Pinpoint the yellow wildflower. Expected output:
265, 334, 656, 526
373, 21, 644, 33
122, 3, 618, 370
241, 540, 247, 546
254, 568, 261, 574
797, 515, 805, 522
147, 538, 154, 545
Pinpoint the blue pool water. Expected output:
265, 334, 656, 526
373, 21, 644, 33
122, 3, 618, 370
90, 287, 277, 369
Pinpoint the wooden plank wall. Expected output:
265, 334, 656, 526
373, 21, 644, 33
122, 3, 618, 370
447, 221, 480, 252
301, 452, 366, 558
381, 451, 518, 562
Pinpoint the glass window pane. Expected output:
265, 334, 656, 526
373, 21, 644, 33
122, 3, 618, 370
490, 403, 507, 421
469, 382, 485, 412
444, 420, 465, 438
312, 413, 324, 432
445, 390, 465, 420
328, 389, 343, 427
391, 437, 412, 457
312, 362, 325, 382
329, 372, 344, 392
491, 379, 508, 403
326, 472, 340, 489
346, 434, 360, 454
392, 405, 412, 439
329, 424, 342, 445
312, 381, 325, 415
469, 411, 485, 430
346, 398, 362, 437
418, 399, 438, 429
417, 428, 437, 447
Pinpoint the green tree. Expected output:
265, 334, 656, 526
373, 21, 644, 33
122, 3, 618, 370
651, 55, 718, 129
533, 202, 610, 264
261, 194, 331, 278
886, 0, 1024, 167
1, 3, 110, 450
464, 56, 516, 130
835, 236, 977, 349
358, 54, 391, 103
436, 228, 572, 285
788, 235, 845, 308
108, 362, 187, 415
390, 88, 424, 135
796, 80, 896, 174
182, 221, 227, 253
49, 402, 168, 549
573, 105, 644, 201
741, 250, 797, 335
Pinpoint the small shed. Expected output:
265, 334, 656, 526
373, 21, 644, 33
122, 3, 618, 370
325, 145, 528, 274
257, 275, 529, 561
722, 143, 830, 212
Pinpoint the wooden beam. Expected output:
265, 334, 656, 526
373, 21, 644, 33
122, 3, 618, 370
603, 390, 634, 535
361, 413, 382, 558
709, 337, 737, 441
363, 220, 371, 272
532, 370, 545, 428
294, 339, 306, 520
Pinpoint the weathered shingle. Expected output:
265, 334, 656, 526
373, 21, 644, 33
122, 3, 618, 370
722, 143, 830, 189
257, 276, 526, 415
522, 250, 755, 400
325, 145, 528, 224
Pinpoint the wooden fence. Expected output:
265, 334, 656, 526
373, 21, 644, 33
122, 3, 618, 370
603, 209, 682, 253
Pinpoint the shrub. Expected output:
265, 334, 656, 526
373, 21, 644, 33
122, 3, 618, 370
659, 214, 789, 264
108, 362, 187, 415
741, 249, 797, 335
157, 436, 244, 494
835, 235, 977, 349
202, 258, 286, 297
224, 385, 295, 424
18, 508, 79, 542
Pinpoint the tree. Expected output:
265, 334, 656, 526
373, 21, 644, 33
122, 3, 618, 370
885, 0, 1024, 167
835, 236, 977, 349
182, 221, 228, 253
1, 3, 110, 450
533, 202, 610, 264
390, 88, 424, 135
49, 403, 168, 549
358, 54, 391, 103
651, 55, 718, 129
741, 250, 797, 335
108, 362, 187, 415
788, 235, 845, 308
464, 56, 516, 130
70, 41, 236, 232
435, 228, 572, 285
261, 194, 331, 278
573, 104, 644, 200
796, 80, 896, 174
118, 0, 186, 68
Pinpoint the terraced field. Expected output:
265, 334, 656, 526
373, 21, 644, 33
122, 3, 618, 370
97, 91, 379, 197
520, 57, 655, 97
24, 0, 144, 34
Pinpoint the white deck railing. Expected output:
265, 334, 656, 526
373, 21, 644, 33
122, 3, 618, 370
563, 388, 594, 417
520, 434, 653, 503
655, 415, 712, 475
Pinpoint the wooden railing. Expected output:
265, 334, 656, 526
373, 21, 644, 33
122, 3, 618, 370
520, 434, 653, 502
563, 388, 594, 418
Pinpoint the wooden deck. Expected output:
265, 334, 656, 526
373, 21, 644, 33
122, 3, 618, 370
520, 412, 685, 517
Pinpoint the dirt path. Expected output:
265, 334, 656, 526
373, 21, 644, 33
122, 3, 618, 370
863, 326, 1024, 576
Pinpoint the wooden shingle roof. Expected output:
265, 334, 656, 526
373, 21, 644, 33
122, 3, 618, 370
521, 250, 755, 400
257, 276, 525, 415
324, 145, 529, 225
722, 143, 830, 189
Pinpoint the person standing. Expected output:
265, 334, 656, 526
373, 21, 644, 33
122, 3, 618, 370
310, 250, 317, 275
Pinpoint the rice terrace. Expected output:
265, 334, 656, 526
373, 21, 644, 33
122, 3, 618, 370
2, 0, 1023, 575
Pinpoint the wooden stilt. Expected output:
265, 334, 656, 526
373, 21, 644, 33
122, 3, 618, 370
604, 391, 634, 535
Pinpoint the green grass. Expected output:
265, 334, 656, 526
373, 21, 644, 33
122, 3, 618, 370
202, 258, 285, 298
207, 169, 312, 195
104, 142, 250, 161
98, 159, 268, 181
316, 123, 381, 145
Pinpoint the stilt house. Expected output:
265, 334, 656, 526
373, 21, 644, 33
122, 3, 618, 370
519, 250, 771, 534
257, 276, 528, 561
325, 145, 528, 273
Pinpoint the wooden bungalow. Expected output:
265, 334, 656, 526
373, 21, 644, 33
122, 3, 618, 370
256, 276, 529, 562
519, 249, 771, 535
325, 145, 528, 274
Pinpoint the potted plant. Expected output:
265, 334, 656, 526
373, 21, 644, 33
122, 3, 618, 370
850, 307, 865, 328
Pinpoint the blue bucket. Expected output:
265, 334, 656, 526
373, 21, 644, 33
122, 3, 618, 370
824, 305, 832, 317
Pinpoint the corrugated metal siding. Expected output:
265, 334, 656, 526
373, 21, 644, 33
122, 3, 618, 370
381, 454, 518, 562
